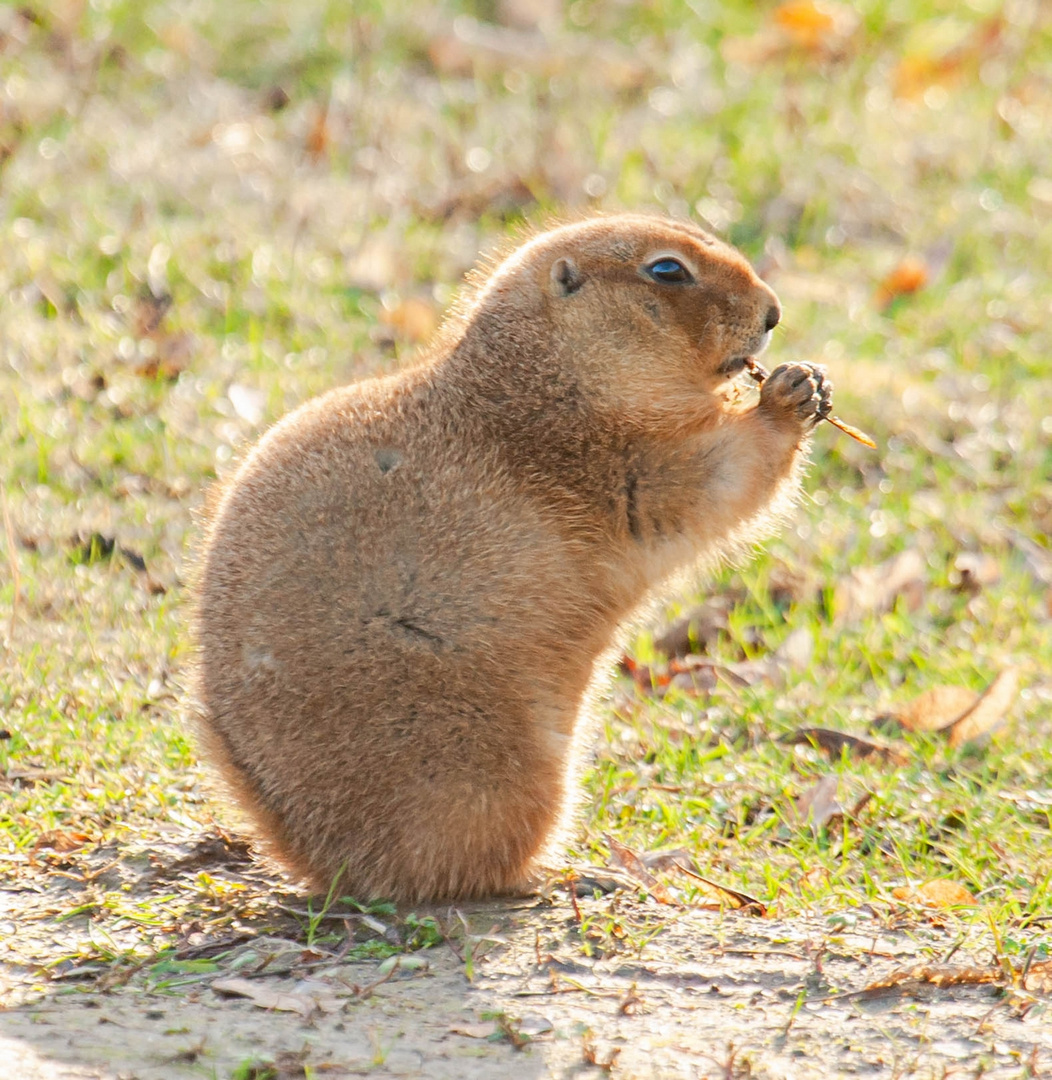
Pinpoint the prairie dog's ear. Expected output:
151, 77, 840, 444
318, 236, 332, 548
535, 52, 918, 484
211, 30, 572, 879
550, 256, 583, 297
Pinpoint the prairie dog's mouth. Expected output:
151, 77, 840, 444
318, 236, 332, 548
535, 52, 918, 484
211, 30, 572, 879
716, 328, 772, 378
716, 355, 750, 377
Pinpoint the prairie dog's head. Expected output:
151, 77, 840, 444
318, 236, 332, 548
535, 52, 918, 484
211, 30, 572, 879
469, 214, 780, 417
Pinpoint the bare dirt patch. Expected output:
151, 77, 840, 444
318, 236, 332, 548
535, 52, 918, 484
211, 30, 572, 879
1, 833, 1048, 1079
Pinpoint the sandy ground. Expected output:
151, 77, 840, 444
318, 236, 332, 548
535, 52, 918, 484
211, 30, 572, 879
2, 886, 1048, 1079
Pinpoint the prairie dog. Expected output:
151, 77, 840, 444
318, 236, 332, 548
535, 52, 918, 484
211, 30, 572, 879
193, 214, 831, 902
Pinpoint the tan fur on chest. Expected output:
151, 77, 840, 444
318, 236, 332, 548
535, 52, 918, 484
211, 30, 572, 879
191, 213, 830, 902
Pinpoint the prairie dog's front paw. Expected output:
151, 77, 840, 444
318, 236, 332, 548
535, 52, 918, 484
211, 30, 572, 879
758, 362, 833, 432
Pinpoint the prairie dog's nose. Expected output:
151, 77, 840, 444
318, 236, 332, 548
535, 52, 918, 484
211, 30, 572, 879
764, 304, 781, 332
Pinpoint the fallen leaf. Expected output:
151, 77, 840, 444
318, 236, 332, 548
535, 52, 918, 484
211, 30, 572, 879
638, 847, 696, 873
951, 551, 1001, 593
134, 331, 194, 381
833, 548, 925, 625
620, 655, 670, 694
423, 175, 536, 223
1023, 960, 1052, 994
892, 16, 1004, 100
305, 99, 330, 162
774, 626, 814, 669
667, 861, 767, 915
788, 774, 842, 830
782, 727, 908, 766
450, 1022, 498, 1039
723, 0, 857, 66
875, 256, 929, 307
33, 831, 91, 854
604, 834, 677, 905
946, 667, 1018, 748
132, 290, 172, 337
582, 1037, 621, 1073
772, 1, 837, 48
376, 954, 430, 976
860, 964, 998, 996
288, 978, 343, 1014
627, 625, 811, 699
211, 977, 323, 1016
653, 599, 729, 658
666, 657, 720, 696
1, 767, 66, 792
891, 879, 978, 908
889, 685, 979, 733
768, 565, 815, 608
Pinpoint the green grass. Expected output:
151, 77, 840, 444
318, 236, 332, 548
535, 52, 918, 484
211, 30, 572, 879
1, 0, 1051, 977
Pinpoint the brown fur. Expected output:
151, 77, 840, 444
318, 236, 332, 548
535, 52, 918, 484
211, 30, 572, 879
191, 214, 831, 902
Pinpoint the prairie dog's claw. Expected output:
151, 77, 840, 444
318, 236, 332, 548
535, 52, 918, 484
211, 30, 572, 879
759, 362, 833, 431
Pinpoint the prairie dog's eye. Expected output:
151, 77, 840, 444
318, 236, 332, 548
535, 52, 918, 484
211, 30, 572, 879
646, 258, 692, 284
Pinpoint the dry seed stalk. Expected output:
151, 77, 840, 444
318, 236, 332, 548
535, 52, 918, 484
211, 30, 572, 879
745, 359, 877, 449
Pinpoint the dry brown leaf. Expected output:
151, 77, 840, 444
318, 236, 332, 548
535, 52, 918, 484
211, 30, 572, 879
132, 291, 172, 336
774, 626, 814, 669
951, 551, 1001, 593
304, 100, 330, 163
892, 16, 1003, 100
668, 861, 767, 915
1, 767, 66, 792
653, 599, 729, 658
946, 667, 1019, 748
772, 1, 837, 48
891, 879, 978, 908
133, 332, 194, 381
893, 54, 965, 101
605, 835, 676, 905
626, 625, 811, 699
639, 847, 696, 874
860, 964, 997, 996
875, 256, 929, 307
782, 727, 908, 766
724, 0, 856, 65
788, 774, 842, 830
833, 548, 925, 625
1023, 960, 1052, 995
888, 685, 979, 733
450, 1022, 498, 1039
33, 830, 91, 853
211, 976, 326, 1017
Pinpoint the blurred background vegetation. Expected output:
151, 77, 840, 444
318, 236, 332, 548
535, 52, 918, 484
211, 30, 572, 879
0, 0, 1050, 925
